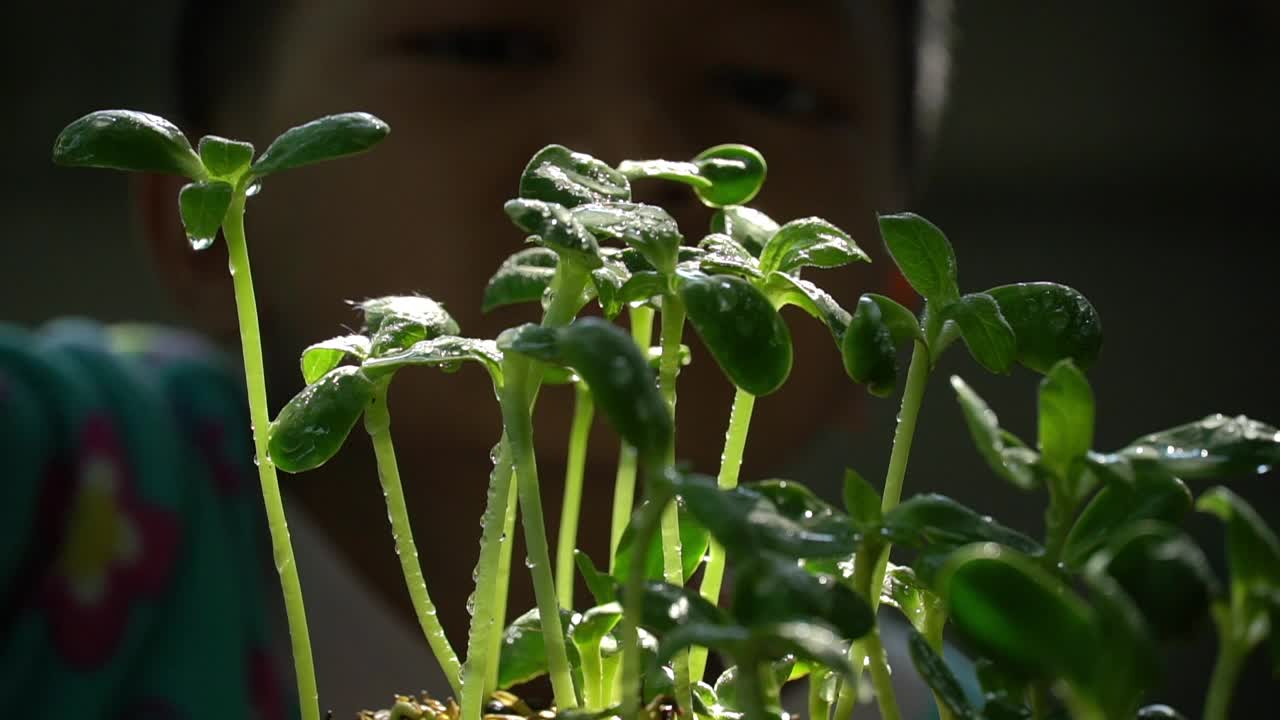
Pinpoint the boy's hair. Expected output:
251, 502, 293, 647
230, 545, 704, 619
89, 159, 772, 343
175, 1, 953, 178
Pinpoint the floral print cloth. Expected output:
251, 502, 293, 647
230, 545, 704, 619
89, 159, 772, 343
0, 319, 290, 719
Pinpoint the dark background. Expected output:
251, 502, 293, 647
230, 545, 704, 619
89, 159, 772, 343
6, 1, 1279, 714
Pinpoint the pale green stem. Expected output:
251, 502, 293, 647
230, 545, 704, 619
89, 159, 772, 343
808, 671, 832, 720
835, 340, 931, 720
557, 382, 595, 608
1030, 685, 1051, 720
1204, 611, 1245, 720
580, 640, 605, 711
621, 487, 672, 720
689, 387, 757, 683
864, 630, 903, 720
736, 656, 771, 720
222, 192, 319, 720
657, 296, 692, 714
461, 434, 514, 720
365, 381, 462, 696
485, 474, 519, 695
501, 353, 578, 710
609, 305, 655, 572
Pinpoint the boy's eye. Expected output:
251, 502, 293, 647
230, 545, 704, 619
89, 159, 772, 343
705, 65, 849, 127
391, 25, 558, 66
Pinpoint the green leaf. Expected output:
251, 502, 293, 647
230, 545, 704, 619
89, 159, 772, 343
678, 272, 793, 396
750, 621, 856, 682
504, 198, 603, 270
698, 233, 763, 279
881, 564, 945, 636
177, 180, 233, 248
1063, 460, 1192, 568
300, 334, 371, 384
197, 135, 254, 179
499, 319, 671, 459
656, 625, 752, 666
940, 543, 1099, 685
842, 468, 882, 531
1121, 414, 1280, 480
985, 282, 1102, 373
907, 629, 978, 719
571, 602, 623, 648
951, 376, 1041, 490
1197, 487, 1280, 616
691, 144, 767, 207
617, 271, 667, 306
483, 247, 558, 312
864, 293, 924, 344
759, 217, 867, 274
574, 550, 617, 605
760, 272, 851, 343
946, 293, 1015, 374
633, 580, 731, 636
250, 112, 388, 175
361, 336, 503, 385
616, 159, 712, 189
713, 660, 797, 711
588, 254, 632, 319
882, 494, 1043, 556
498, 607, 581, 689
571, 202, 682, 275
749, 479, 862, 551
1038, 359, 1095, 478
613, 497, 710, 583
357, 295, 461, 357
675, 473, 860, 559
520, 144, 631, 208
52, 109, 205, 178
1088, 522, 1218, 639
1079, 569, 1160, 715
710, 205, 779, 256
268, 366, 374, 473
733, 552, 874, 639
878, 212, 960, 305
841, 295, 898, 396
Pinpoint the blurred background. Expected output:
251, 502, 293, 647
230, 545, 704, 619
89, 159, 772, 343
5, 0, 1279, 715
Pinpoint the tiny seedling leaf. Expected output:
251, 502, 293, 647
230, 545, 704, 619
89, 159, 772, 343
691, 144, 767, 207
750, 621, 857, 683
497, 607, 581, 689
678, 271, 793, 396
483, 247, 558, 312
842, 467, 883, 531
52, 109, 205, 178
520, 144, 631, 208
504, 198, 604, 270
758, 217, 868, 274
947, 293, 1016, 375
1121, 414, 1280, 480
198, 135, 254, 179
300, 334, 371, 384
698, 233, 763, 279
574, 550, 617, 605
358, 295, 461, 357
732, 552, 874, 640
951, 376, 1041, 490
177, 180, 233, 248
1038, 359, 1095, 478
268, 366, 374, 473
882, 494, 1043, 556
878, 212, 960, 305
616, 159, 712, 189
251, 112, 389, 175
986, 282, 1102, 373
760, 272, 851, 343
842, 295, 899, 397
613, 497, 710, 583
1063, 460, 1192, 569
710, 205, 779, 256
571, 202, 682, 275
361, 336, 503, 386
907, 629, 978, 720
1197, 487, 1280, 619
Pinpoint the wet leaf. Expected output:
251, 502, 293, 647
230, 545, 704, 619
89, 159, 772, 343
878, 212, 960, 305
571, 602, 623, 648
749, 479, 860, 547
940, 543, 1099, 685
656, 624, 752, 666
864, 293, 923, 344
520, 144, 631, 208
759, 217, 867, 274
300, 334, 371, 384
499, 319, 671, 459
1038, 359, 1095, 478
882, 494, 1043, 556
1121, 414, 1280, 480
760, 272, 851, 343
572, 202, 682, 275
951, 376, 1041, 490
589, 254, 632, 319
842, 467, 882, 531
268, 366, 374, 473
504, 198, 603, 270
713, 660, 796, 710
842, 294, 899, 396
361, 336, 503, 385
483, 247, 559, 312
358, 296, 461, 357
632, 580, 731, 636
691, 144, 767, 207
710, 205, 778, 256
1089, 522, 1218, 639
907, 629, 978, 719
52, 109, 205, 178
1063, 461, 1192, 569
617, 159, 712, 189
251, 112, 388, 175
675, 473, 859, 559
698, 233, 762, 279
177, 180, 233, 247
732, 552, 873, 639
750, 621, 856, 682
985, 282, 1102, 373
678, 272, 792, 396
614, 497, 710, 583
575, 550, 617, 605
616, 271, 667, 306
197, 135, 254, 179
946, 293, 1015, 375
498, 607, 581, 689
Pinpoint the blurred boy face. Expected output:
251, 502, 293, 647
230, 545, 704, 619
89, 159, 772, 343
154, 0, 907, 636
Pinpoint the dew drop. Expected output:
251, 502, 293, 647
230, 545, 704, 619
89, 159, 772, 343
525, 556, 536, 569
246, 179, 264, 196
465, 591, 477, 616
188, 234, 215, 251
1257, 464, 1271, 474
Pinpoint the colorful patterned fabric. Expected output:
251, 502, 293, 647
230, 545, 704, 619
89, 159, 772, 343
0, 319, 291, 719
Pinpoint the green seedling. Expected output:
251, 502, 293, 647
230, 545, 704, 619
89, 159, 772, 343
57, 118, 1280, 720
